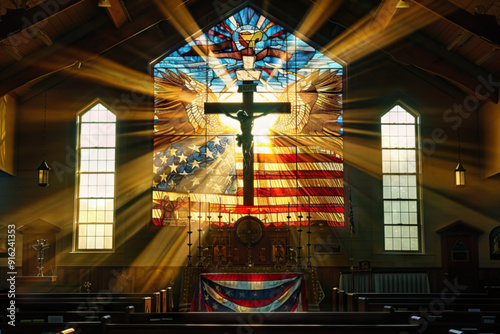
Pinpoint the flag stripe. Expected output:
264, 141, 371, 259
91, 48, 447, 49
237, 170, 343, 179
252, 146, 338, 155
236, 187, 343, 197
236, 162, 343, 171
250, 153, 342, 163
237, 178, 343, 188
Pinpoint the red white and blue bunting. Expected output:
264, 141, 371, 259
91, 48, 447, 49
192, 273, 307, 312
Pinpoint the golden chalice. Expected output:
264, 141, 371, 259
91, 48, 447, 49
238, 30, 263, 49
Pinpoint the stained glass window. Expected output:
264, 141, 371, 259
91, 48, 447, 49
381, 105, 421, 251
152, 7, 343, 226
76, 103, 116, 250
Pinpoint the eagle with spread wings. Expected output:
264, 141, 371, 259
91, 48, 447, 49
154, 67, 343, 154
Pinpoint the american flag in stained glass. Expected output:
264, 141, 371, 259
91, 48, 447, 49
153, 7, 344, 226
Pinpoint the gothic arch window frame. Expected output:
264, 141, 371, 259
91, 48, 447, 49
380, 101, 423, 252
73, 99, 117, 252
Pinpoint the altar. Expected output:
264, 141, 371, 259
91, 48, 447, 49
191, 272, 307, 312
177, 213, 324, 313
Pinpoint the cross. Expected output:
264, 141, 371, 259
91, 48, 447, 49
205, 81, 290, 206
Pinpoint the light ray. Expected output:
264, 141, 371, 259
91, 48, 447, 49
154, 0, 207, 58
323, 1, 446, 63
296, 0, 343, 39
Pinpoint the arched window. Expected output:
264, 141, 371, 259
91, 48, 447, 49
75, 103, 116, 250
381, 105, 421, 251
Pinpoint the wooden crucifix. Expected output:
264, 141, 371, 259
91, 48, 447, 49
205, 81, 291, 206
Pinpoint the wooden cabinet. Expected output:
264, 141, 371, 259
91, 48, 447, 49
437, 220, 483, 291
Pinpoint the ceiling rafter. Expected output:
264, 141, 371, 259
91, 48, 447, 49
103, 0, 131, 28
0, 0, 86, 42
0, 9, 164, 97
413, 0, 500, 46
388, 31, 498, 103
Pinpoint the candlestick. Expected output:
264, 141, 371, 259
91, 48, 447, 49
207, 201, 212, 266
307, 196, 312, 268
217, 196, 223, 267
226, 208, 232, 269
286, 202, 291, 269
187, 196, 192, 267
297, 200, 303, 269
198, 201, 202, 267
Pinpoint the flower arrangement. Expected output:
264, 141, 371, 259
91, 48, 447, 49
81, 281, 91, 293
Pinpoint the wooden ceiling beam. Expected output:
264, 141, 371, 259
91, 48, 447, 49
389, 36, 498, 103
413, 0, 500, 46
446, 30, 472, 51
0, 10, 163, 97
0, 43, 22, 61
27, 25, 53, 46
372, 0, 399, 29
331, 0, 497, 102
104, 0, 130, 28
0, 0, 85, 42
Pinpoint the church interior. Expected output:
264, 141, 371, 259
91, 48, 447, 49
1, 0, 500, 332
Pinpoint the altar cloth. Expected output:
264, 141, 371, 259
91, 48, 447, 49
192, 272, 307, 312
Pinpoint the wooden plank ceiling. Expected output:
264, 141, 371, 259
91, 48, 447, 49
0, 0, 498, 102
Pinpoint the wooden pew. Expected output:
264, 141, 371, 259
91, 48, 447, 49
395, 310, 499, 325
346, 292, 357, 312
0, 321, 102, 334
3, 292, 152, 301
337, 289, 346, 312
362, 301, 500, 312
346, 292, 489, 299
353, 293, 500, 312
160, 289, 167, 313
417, 323, 499, 334
349, 292, 492, 311
13, 300, 144, 312
103, 323, 420, 334
332, 287, 339, 311
166, 286, 174, 312
12, 310, 131, 324
126, 311, 411, 325
6, 308, 497, 334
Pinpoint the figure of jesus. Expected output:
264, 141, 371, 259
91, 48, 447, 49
223, 109, 270, 146
32, 239, 50, 276
223, 109, 272, 171
205, 89, 290, 206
